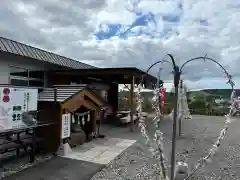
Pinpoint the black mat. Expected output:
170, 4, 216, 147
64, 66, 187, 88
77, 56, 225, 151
3, 156, 104, 180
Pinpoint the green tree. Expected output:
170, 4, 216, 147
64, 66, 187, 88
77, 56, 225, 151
189, 99, 206, 114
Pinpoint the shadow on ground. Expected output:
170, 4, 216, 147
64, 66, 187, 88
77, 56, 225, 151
3, 156, 103, 180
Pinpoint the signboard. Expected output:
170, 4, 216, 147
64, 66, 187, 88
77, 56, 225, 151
0, 87, 38, 129
61, 113, 71, 139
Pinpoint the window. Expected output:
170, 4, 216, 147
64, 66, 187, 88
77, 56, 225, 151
10, 79, 28, 86
10, 77, 44, 87
29, 80, 44, 87
9, 65, 44, 87
9, 66, 28, 77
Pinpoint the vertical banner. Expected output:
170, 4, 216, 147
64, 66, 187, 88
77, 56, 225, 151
160, 87, 166, 106
61, 113, 71, 139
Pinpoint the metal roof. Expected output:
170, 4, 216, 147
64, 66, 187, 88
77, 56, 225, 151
38, 84, 87, 102
0, 37, 96, 69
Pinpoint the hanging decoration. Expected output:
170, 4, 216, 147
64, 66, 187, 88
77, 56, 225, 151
169, 80, 191, 121
136, 84, 168, 179
136, 54, 236, 180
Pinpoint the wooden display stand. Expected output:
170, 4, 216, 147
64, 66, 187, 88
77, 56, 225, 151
37, 88, 104, 152
62, 100, 99, 147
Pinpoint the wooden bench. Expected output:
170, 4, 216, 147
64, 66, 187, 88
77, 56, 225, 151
0, 122, 54, 164
0, 139, 21, 154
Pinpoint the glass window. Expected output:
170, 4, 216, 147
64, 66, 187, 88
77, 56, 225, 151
29, 80, 43, 87
9, 66, 27, 72
10, 79, 28, 86
28, 71, 44, 79
9, 66, 28, 76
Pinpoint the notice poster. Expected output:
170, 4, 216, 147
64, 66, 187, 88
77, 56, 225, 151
0, 87, 38, 130
61, 113, 71, 139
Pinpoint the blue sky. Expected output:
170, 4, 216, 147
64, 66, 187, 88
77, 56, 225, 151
1, 0, 239, 90
94, 11, 178, 40
94, 1, 208, 41
93, 0, 231, 90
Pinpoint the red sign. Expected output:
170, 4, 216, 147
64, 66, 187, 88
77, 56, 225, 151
160, 88, 166, 105
2, 88, 10, 103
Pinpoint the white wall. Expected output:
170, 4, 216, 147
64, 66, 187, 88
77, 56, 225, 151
0, 51, 63, 84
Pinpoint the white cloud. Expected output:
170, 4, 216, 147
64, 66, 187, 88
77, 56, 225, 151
96, 0, 135, 24
0, 0, 240, 90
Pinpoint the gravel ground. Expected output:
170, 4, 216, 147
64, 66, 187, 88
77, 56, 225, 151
90, 115, 240, 180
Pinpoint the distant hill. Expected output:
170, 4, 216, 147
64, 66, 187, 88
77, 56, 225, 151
119, 88, 240, 100
200, 89, 239, 99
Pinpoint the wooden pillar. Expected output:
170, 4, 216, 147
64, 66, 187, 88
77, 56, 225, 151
107, 83, 118, 112
130, 76, 135, 132
43, 71, 48, 87
91, 111, 97, 135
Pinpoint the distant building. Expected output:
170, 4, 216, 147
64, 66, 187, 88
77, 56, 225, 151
215, 98, 228, 104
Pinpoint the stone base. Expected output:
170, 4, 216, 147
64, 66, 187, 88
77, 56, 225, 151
69, 131, 86, 148
57, 143, 72, 156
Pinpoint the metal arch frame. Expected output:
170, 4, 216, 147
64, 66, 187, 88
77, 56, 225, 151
139, 53, 233, 180
180, 56, 234, 90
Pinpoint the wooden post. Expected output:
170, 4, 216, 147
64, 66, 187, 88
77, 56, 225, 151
91, 111, 97, 137
130, 76, 135, 132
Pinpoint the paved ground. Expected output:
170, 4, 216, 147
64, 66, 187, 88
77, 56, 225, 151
3, 157, 103, 180
61, 137, 136, 164
1, 125, 137, 180
2, 115, 240, 180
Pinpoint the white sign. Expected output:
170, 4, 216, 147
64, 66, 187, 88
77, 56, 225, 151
61, 113, 71, 139
0, 86, 38, 130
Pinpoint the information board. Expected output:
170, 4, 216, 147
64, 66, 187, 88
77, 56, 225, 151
0, 86, 38, 129
61, 113, 71, 139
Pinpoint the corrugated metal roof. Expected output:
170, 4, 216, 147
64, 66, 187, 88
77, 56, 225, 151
0, 37, 96, 69
38, 84, 87, 102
